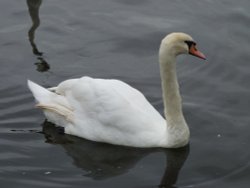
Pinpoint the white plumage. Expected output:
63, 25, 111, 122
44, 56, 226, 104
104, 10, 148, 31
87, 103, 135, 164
28, 32, 206, 148
28, 77, 167, 147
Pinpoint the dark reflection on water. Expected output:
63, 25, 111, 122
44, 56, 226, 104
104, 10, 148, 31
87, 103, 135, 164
27, 0, 50, 72
42, 121, 189, 188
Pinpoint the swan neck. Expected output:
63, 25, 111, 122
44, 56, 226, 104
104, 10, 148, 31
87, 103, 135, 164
159, 53, 186, 127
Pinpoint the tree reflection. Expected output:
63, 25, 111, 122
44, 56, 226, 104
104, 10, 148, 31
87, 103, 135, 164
42, 121, 189, 187
27, 0, 50, 72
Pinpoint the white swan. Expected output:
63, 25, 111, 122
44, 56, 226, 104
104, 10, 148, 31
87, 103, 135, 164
28, 32, 206, 148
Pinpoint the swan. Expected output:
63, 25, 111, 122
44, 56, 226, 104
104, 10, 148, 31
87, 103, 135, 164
28, 32, 206, 148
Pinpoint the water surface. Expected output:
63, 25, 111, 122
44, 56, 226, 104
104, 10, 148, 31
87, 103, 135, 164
0, 0, 250, 187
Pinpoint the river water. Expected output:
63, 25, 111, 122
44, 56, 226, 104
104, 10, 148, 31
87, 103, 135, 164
0, 0, 250, 187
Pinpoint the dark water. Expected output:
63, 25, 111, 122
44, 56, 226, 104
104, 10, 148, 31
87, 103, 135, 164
0, 0, 250, 187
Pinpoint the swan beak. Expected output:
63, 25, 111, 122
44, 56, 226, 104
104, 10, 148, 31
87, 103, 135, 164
189, 45, 206, 60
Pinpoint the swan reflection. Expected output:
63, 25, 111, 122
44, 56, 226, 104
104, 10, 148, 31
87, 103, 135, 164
42, 121, 189, 187
27, 0, 50, 72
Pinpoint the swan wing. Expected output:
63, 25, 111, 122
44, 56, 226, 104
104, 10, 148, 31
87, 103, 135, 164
28, 77, 166, 147
57, 77, 166, 147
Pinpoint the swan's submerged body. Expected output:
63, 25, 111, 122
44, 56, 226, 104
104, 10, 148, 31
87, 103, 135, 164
28, 32, 205, 148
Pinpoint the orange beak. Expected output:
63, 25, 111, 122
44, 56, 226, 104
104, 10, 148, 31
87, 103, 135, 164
189, 44, 206, 60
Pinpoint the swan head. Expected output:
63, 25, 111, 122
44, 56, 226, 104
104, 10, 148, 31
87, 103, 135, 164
160, 32, 206, 60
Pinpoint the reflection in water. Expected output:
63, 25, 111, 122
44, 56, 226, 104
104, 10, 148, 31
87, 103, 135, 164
27, 0, 50, 72
42, 121, 189, 187
160, 147, 189, 188
35, 57, 50, 72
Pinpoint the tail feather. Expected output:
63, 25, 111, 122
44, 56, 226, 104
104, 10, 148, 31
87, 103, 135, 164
36, 103, 73, 122
28, 80, 55, 104
27, 80, 74, 124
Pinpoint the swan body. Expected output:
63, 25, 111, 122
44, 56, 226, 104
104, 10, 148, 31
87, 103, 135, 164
28, 32, 205, 148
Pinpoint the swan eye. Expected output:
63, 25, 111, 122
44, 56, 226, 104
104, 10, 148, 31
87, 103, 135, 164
184, 41, 196, 49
